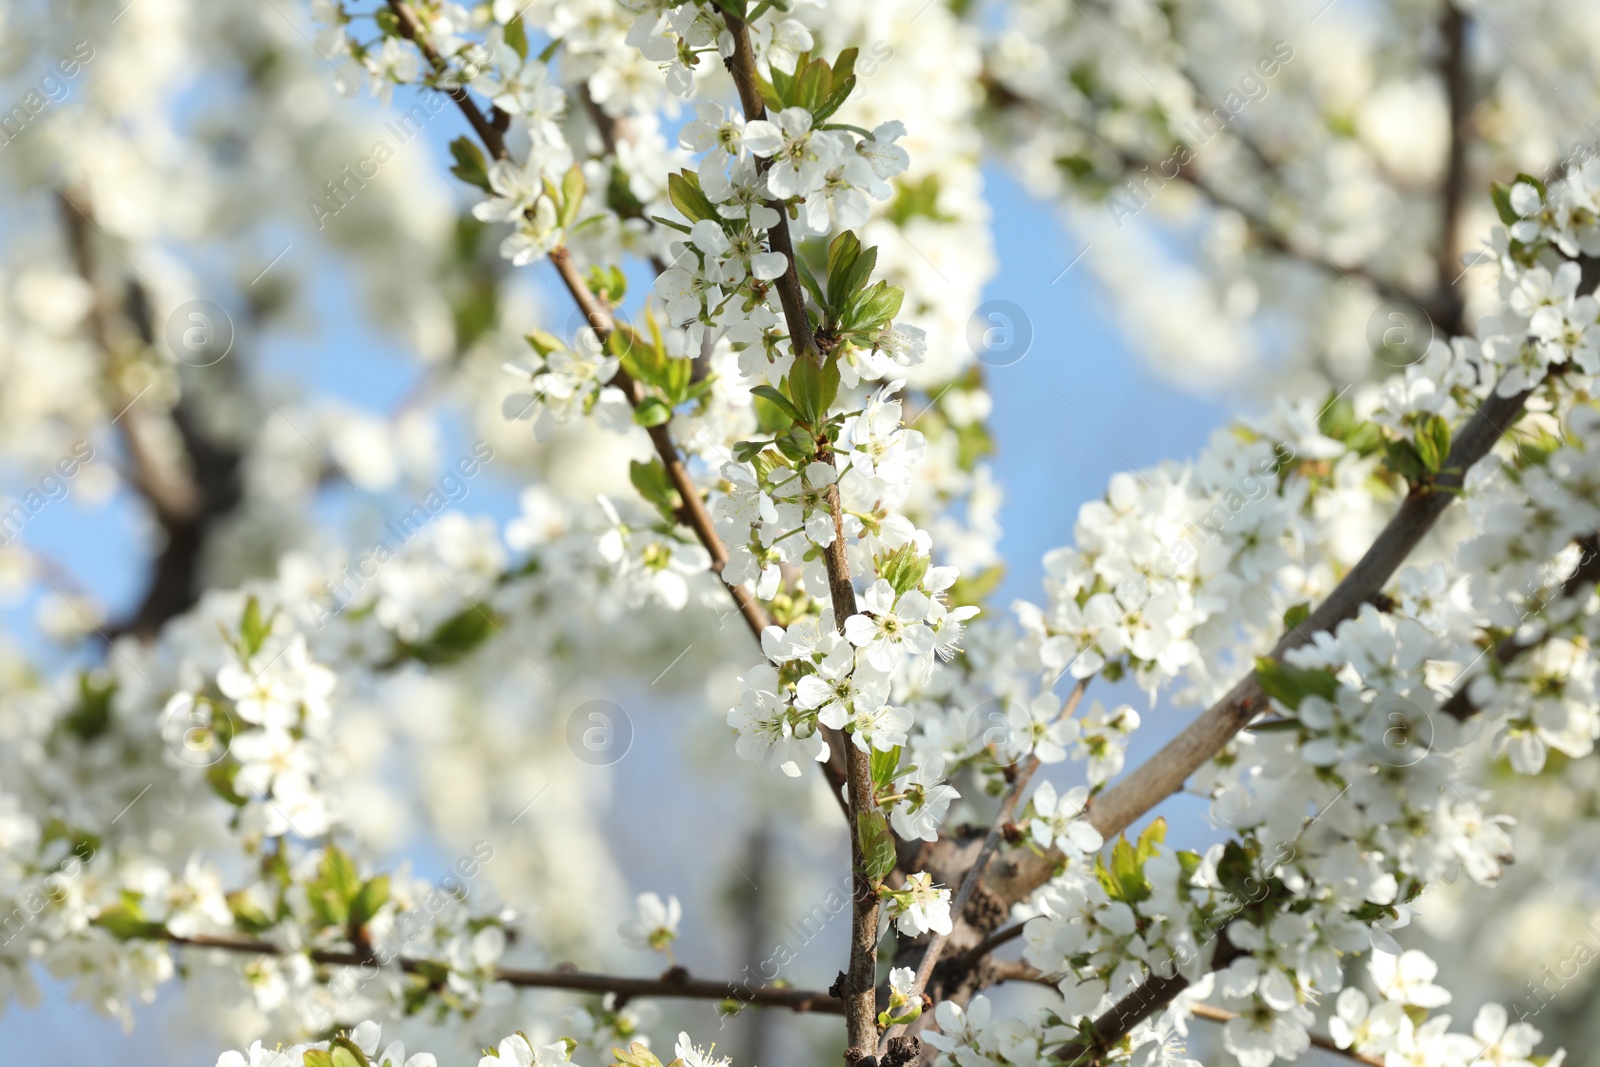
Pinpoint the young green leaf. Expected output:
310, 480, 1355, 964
560, 162, 587, 230
1253, 657, 1338, 710
504, 14, 528, 59
1134, 817, 1166, 864
349, 874, 390, 932
750, 384, 803, 423
857, 809, 896, 883
870, 745, 901, 791
525, 329, 567, 357
240, 595, 270, 657
449, 137, 492, 193
633, 396, 673, 427
630, 459, 681, 520
1110, 838, 1152, 902
667, 171, 719, 223
1415, 414, 1452, 474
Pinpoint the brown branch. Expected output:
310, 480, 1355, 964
165, 932, 839, 1014
58, 191, 244, 640
386, 0, 509, 161
1084, 376, 1544, 843
546, 249, 778, 657
719, 16, 880, 1058
1061, 436, 1598, 1056
1153, 153, 1432, 316
952, 920, 1025, 968
1054, 923, 1242, 1063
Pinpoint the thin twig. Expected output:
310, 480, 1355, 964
1189, 1003, 1383, 1066
879, 679, 1091, 1054
164, 932, 840, 1013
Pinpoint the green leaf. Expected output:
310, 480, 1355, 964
752, 390, 796, 434
227, 889, 275, 934
769, 52, 797, 107
586, 265, 627, 304
787, 353, 839, 424
1317, 394, 1357, 440
1281, 602, 1312, 633
318, 846, 361, 915
1253, 657, 1338, 711
667, 170, 719, 223
633, 396, 673, 427
649, 214, 692, 235
847, 281, 903, 331
560, 162, 587, 230
94, 898, 166, 940
812, 48, 859, 122
1382, 437, 1428, 485
1490, 181, 1518, 226
407, 604, 498, 665
1415, 414, 1452, 474
630, 459, 681, 521
857, 809, 896, 883
503, 15, 528, 59
754, 72, 783, 113
870, 746, 901, 791
825, 232, 876, 314
794, 251, 828, 312
349, 874, 390, 932
879, 542, 928, 597
63, 672, 116, 742
525, 330, 566, 357
1134, 817, 1166, 863
610, 1043, 667, 1067
885, 174, 955, 228
947, 564, 1004, 609
750, 384, 803, 423
303, 1053, 336, 1067
1215, 840, 1255, 899
750, 448, 789, 481
1110, 838, 1151, 903
240, 595, 270, 657
449, 136, 492, 193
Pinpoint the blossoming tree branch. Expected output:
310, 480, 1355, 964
2, 1, 1598, 1066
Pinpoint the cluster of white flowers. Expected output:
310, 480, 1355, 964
919, 168, 1600, 1067
7, 0, 1600, 1064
